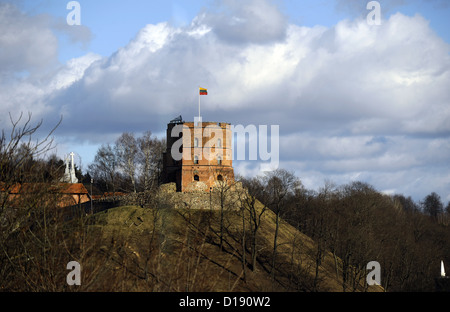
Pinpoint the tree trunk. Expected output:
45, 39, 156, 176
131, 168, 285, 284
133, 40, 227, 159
271, 210, 280, 287
241, 207, 247, 282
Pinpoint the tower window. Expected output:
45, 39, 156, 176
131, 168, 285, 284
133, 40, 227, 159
194, 175, 199, 181
217, 175, 223, 181
194, 138, 199, 147
217, 155, 222, 165
217, 138, 222, 148
194, 155, 199, 164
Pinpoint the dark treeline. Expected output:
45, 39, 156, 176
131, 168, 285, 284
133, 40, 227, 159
240, 169, 450, 292
85, 131, 165, 196
1, 126, 166, 199
10, 130, 168, 197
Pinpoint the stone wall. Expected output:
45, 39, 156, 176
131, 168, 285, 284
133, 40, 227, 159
86, 182, 248, 212
157, 182, 246, 211
89, 192, 152, 210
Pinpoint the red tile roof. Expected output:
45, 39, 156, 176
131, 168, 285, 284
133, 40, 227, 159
0, 182, 89, 195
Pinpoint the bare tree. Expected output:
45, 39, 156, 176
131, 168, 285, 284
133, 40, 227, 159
211, 168, 237, 251
0, 112, 85, 291
115, 132, 138, 193
137, 131, 165, 192
422, 192, 443, 220
1, 112, 61, 184
263, 168, 302, 286
1, 112, 62, 211
88, 143, 118, 196
239, 176, 267, 272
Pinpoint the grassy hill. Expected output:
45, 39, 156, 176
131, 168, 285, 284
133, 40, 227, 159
80, 196, 382, 292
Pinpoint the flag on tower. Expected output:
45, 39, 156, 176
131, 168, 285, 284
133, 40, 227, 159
199, 87, 207, 95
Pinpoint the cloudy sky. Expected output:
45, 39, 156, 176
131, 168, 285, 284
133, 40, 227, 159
1, 0, 449, 203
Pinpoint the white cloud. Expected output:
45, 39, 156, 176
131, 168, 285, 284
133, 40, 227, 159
49, 53, 102, 91
201, 0, 288, 44
36, 10, 449, 140
0, 3, 58, 74
51, 17, 93, 49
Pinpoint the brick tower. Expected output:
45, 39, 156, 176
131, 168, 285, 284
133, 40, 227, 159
162, 116, 235, 192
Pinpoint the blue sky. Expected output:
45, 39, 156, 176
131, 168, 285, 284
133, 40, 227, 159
22, 0, 204, 60
20, 0, 450, 60
1, 0, 450, 203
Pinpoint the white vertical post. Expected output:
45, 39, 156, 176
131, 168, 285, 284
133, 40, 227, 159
70, 152, 74, 183
69, 152, 78, 183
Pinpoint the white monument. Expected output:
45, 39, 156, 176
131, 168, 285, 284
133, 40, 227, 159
61, 152, 78, 183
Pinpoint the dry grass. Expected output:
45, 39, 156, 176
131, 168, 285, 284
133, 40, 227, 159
80, 199, 381, 292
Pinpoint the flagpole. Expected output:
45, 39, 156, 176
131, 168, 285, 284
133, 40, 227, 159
198, 88, 201, 119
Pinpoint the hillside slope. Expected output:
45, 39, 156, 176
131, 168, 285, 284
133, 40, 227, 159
82, 198, 381, 292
